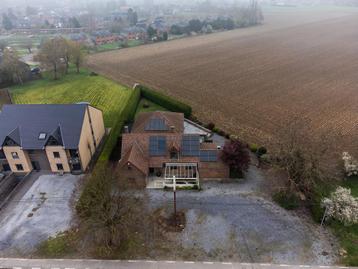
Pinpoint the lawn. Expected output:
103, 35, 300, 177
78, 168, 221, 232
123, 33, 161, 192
10, 68, 134, 127
135, 98, 167, 118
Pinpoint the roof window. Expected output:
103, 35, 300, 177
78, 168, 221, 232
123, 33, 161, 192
39, 133, 47, 140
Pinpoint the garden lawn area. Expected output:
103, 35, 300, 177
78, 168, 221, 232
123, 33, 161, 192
10, 68, 134, 127
135, 98, 167, 118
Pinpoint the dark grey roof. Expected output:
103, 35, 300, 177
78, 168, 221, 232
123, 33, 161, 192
0, 104, 88, 150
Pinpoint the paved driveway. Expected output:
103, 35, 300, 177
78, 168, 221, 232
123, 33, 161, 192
148, 166, 338, 265
0, 174, 80, 256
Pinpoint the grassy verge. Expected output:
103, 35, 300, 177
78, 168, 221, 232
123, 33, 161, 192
37, 231, 78, 258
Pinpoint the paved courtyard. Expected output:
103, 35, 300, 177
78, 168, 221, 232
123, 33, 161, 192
148, 166, 339, 265
0, 174, 80, 256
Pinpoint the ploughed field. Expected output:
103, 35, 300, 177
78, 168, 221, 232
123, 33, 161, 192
87, 8, 358, 147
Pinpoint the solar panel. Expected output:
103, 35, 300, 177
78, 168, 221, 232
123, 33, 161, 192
181, 135, 200, 156
200, 150, 218, 162
149, 136, 167, 156
145, 118, 169, 131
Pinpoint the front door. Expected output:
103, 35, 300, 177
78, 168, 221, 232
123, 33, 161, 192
32, 161, 41, 171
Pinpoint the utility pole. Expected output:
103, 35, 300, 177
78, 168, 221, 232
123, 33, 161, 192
173, 175, 177, 225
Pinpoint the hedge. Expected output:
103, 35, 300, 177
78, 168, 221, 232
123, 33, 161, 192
98, 88, 141, 162
77, 88, 140, 217
136, 85, 192, 117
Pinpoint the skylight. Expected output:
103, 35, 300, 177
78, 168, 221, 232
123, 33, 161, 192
38, 133, 47, 140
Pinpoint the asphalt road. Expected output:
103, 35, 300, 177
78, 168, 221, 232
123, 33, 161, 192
0, 259, 355, 269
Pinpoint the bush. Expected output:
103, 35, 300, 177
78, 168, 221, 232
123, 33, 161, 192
218, 129, 226, 137
249, 143, 258, 153
137, 85, 192, 117
206, 122, 215, 130
273, 191, 299, 210
212, 127, 219, 133
257, 146, 267, 157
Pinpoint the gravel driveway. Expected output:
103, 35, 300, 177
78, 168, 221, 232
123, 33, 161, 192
148, 166, 338, 265
0, 174, 80, 256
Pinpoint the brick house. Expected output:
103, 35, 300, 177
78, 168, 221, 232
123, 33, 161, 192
91, 30, 121, 45
0, 104, 105, 174
118, 111, 229, 188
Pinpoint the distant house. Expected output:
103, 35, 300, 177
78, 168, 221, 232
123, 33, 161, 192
91, 30, 120, 45
118, 111, 229, 188
0, 104, 105, 174
122, 26, 147, 40
69, 32, 88, 44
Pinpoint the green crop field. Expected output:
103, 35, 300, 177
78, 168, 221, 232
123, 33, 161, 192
10, 68, 134, 127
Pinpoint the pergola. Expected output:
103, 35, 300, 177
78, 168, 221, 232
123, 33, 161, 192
164, 163, 199, 187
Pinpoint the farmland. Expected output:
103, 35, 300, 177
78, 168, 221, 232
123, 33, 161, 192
87, 7, 358, 149
10, 68, 134, 127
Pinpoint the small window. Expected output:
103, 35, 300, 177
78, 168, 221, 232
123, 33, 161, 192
11, 152, 19, 159
53, 152, 60, 158
56, 163, 64, 171
39, 133, 47, 140
16, 164, 24, 171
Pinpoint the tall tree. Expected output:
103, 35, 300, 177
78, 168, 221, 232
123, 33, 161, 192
2, 14, 13, 30
127, 8, 138, 26
37, 37, 66, 80
1, 48, 28, 85
69, 42, 84, 73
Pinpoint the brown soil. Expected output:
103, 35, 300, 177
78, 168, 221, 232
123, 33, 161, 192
87, 10, 358, 151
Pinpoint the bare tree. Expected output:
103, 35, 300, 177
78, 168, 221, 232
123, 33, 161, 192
69, 42, 84, 73
1, 48, 28, 85
270, 116, 342, 197
78, 166, 150, 254
37, 37, 66, 80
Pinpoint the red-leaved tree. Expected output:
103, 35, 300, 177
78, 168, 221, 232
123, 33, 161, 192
221, 139, 251, 173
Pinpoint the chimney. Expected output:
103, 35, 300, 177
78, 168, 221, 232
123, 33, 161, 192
124, 126, 129, 133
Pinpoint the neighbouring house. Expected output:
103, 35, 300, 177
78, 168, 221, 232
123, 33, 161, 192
122, 26, 147, 40
91, 30, 120, 45
0, 104, 105, 174
69, 32, 88, 44
118, 111, 229, 188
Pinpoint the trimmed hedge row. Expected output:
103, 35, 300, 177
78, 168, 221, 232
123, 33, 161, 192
137, 85, 192, 117
98, 88, 141, 162
77, 88, 140, 217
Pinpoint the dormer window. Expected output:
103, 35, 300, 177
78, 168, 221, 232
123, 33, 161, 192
39, 133, 47, 140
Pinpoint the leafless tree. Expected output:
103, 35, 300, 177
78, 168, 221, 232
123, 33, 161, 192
79, 166, 150, 255
1, 48, 28, 85
37, 37, 66, 80
270, 116, 342, 197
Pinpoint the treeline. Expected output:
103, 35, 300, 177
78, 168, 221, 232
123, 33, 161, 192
170, 7, 263, 35
34, 37, 84, 80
